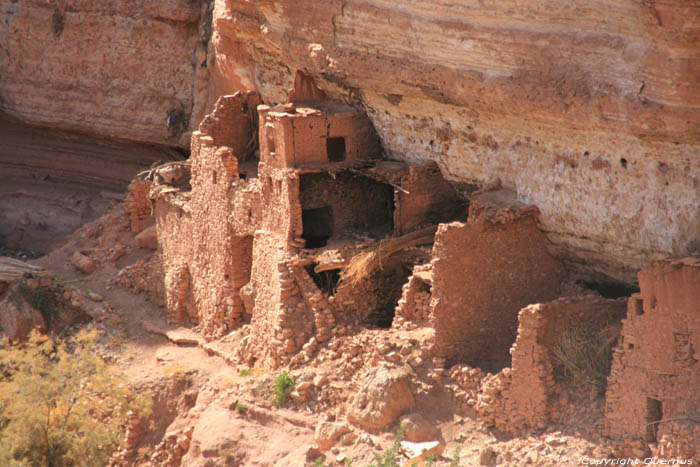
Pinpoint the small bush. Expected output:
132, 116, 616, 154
368, 424, 405, 467
450, 446, 461, 466
15, 281, 59, 322
0, 330, 152, 466
234, 402, 247, 415
239, 368, 251, 377
551, 323, 621, 395
273, 371, 295, 407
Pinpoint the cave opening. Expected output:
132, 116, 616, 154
576, 279, 639, 299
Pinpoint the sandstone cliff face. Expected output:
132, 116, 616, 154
210, 0, 700, 283
0, 0, 212, 147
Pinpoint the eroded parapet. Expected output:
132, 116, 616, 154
198, 92, 261, 152
431, 188, 567, 371
126, 179, 155, 234
605, 258, 700, 458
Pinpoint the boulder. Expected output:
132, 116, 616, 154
400, 413, 439, 443
347, 366, 415, 430
314, 421, 350, 451
0, 285, 46, 340
134, 225, 158, 250
72, 251, 97, 274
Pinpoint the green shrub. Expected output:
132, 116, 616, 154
0, 330, 152, 466
368, 424, 405, 467
273, 371, 295, 407
450, 446, 462, 466
15, 281, 59, 322
234, 402, 247, 415
239, 368, 251, 377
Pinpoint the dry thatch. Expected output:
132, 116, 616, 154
551, 322, 622, 395
340, 225, 438, 286
0, 257, 43, 283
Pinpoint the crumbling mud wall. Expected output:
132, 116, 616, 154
210, 0, 700, 284
606, 258, 700, 458
0, 0, 212, 147
153, 92, 261, 336
431, 189, 567, 371
505, 296, 625, 433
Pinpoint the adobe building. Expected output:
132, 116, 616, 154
606, 258, 700, 459
242, 101, 465, 367
148, 89, 465, 367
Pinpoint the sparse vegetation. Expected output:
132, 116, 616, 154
368, 423, 405, 467
551, 322, 621, 395
239, 368, 251, 377
0, 330, 152, 466
14, 280, 59, 322
450, 446, 461, 466
273, 371, 295, 407
163, 363, 195, 388
234, 402, 247, 415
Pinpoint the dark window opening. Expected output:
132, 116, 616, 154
628, 343, 634, 350
620, 158, 628, 168
305, 265, 340, 296
326, 137, 347, 162
575, 279, 639, 299
302, 206, 333, 249
634, 299, 644, 316
645, 398, 663, 442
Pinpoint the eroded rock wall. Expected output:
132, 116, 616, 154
0, 0, 212, 147
211, 0, 700, 283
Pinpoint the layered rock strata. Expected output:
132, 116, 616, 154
210, 0, 700, 283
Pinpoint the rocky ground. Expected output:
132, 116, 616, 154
5, 202, 621, 466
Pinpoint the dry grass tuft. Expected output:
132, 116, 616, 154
551, 322, 621, 395
340, 225, 437, 286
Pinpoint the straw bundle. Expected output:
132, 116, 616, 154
340, 225, 438, 286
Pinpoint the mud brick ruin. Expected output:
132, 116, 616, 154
606, 258, 700, 459
128, 86, 700, 458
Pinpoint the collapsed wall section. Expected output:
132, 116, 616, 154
431, 189, 567, 371
606, 258, 700, 458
